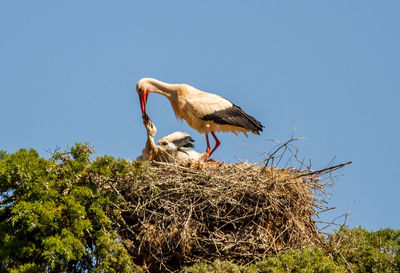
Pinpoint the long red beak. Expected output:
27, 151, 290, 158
139, 91, 149, 117
139, 94, 144, 116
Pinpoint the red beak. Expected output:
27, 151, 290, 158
139, 91, 149, 117
139, 94, 144, 116
144, 91, 149, 113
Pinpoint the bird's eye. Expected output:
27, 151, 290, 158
161, 142, 168, 146
138, 87, 142, 93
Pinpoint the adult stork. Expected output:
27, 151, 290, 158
137, 78, 264, 160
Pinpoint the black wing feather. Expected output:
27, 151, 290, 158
201, 104, 264, 134
172, 136, 195, 148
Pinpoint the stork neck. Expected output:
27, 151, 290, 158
147, 79, 178, 99
146, 134, 158, 152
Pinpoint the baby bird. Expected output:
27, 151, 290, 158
137, 114, 207, 163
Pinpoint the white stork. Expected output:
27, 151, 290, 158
136, 78, 264, 160
137, 114, 207, 163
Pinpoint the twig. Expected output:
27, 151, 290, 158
293, 161, 352, 179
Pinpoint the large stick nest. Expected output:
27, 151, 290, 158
92, 156, 350, 272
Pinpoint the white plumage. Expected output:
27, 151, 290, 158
137, 78, 264, 160
136, 115, 207, 163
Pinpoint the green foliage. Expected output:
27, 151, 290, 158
184, 228, 400, 273
0, 144, 143, 272
8, 263, 40, 273
254, 247, 344, 273
182, 248, 344, 273
183, 260, 244, 273
329, 227, 400, 272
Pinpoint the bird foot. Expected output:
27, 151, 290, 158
205, 158, 217, 163
204, 153, 219, 163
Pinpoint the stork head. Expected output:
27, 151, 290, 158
142, 113, 157, 138
136, 79, 150, 117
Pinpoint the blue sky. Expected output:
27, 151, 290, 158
1, 1, 399, 231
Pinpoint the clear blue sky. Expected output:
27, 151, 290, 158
1, 1, 399, 231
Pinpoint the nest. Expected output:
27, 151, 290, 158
91, 157, 351, 272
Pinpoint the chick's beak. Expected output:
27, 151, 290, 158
142, 112, 150, 124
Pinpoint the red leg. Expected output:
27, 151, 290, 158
205, 133, 211, 160
208, 132, 221, 158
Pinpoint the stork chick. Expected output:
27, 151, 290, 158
137, 114, 207, 163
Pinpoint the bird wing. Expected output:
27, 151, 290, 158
201, 103, 265, 134
158, 131, 195, 149
184, 91, 233, 118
